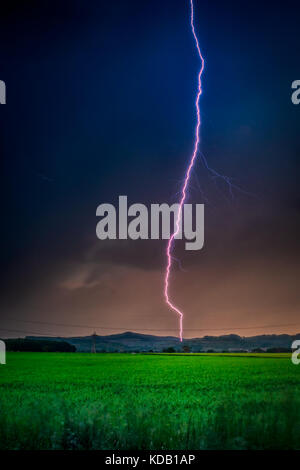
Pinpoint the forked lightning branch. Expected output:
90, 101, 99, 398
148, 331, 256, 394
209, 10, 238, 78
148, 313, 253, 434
96, 196, 204, 251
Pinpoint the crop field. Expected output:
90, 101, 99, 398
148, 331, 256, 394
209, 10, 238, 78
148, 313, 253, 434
0, 352, 300, 450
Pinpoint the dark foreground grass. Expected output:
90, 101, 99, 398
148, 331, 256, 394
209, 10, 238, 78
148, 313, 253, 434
0, 352, 300, 450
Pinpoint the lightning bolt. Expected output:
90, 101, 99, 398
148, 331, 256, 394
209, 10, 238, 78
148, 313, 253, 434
164, 0, 204, 342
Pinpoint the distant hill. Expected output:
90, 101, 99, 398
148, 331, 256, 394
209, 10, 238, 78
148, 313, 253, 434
23, 331, 300, 352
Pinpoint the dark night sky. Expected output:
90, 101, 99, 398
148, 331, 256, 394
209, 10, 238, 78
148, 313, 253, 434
1, 0, 300, 339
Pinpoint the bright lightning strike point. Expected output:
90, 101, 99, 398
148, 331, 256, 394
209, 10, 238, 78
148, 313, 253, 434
164, 0, 204, 342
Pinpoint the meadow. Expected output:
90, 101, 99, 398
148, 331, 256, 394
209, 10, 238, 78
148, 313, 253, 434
0, 352, 300, 450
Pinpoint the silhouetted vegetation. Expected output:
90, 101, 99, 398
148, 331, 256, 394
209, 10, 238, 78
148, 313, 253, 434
5, 338, 76, 352
266, 347, 291, 353
162, 347, 176, 353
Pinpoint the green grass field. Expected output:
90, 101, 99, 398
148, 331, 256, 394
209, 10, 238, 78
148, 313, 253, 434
1, 352, 300, 450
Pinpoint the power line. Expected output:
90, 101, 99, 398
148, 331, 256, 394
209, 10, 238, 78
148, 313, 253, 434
0, 327, 60, 337
3, 318, 300, 333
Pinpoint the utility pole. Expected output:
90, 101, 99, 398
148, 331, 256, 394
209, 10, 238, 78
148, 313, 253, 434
91, 331, 97, 353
